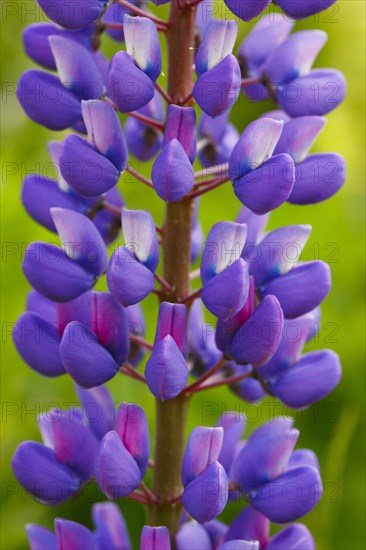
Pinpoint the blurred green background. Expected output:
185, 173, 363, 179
1, 1, 365, 548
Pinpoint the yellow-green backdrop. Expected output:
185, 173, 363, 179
1, 1, 365, 548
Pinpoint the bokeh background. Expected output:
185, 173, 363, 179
1, 1, 365, 548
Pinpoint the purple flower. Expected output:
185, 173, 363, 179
200, 221, 249, 320
199, 111, 239, 168
125, 92, 164, 161
232, 418, 323, 523
145, 302, 188, 400
59, 99, 128, 197
12, 408, 99, 504
22, 208, 108, 302
36, 0, 107, 30
108, 16, 161, 113
27, 502, 131, 550
229, 118, 295, 215
107, 208, 159, 306
270, 113, 347, 204
223, 0, 337, 21
141, 526, 171, 550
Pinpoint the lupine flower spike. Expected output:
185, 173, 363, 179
13, 0, 345, 548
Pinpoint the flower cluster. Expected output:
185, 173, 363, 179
13, 0, 345, 548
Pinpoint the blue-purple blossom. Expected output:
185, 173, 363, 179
12, 3, 345, 548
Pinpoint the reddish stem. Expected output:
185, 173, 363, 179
130, 336, 154, 352
177, 287, 202, 305
128, 111, 165, 132
155, 82, 174, 104
184, 356, 226, 394
187, 176, 229, 199
115, 0, 168, 27
190, 370, 253, 393
126, 165, 154, 188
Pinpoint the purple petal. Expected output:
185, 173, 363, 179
204, 520, 228, 548
60, 322, 119, 388
230, 295, 284, 367
233, 153, 295, 215
155, 302, 187, 354
82, 100, 128, 171
141, 526, 171, 550
38, 408, 99, 480
199, 111, 230, 146
59, 134, 120, 197
57, 291, 93, 334
229, 118, 283, 180
125, 91, 163, 160
55, 519, 97, 550
116, 403, 150, 476
176, 522, 211, 550
12, 441, 80, 504
26, 524, 57, 550
288, 450, 320, 472
93, 502, 132, 550
201, 221, 247, 284
276, 0, 337, 20
122, 208, 159, 271
26, 290, 58, 324
49, 36, 104, 100
233, 426, 299, 493
126, 303, 146, 366
236, 208, 269, 260
96, 431, 141, 499
36, 0, 106, 30
188, 299, 222, 376
202, 259, 250, 321
264, 31, 327, 85
271, 350, 341, 408
22, 242, 96, 302
108, 51, 155, 113
92, 291, 130, 365
288, 153, 346, 205
51, 208, 108, 276
123, 15, 161, 82
152, 139, 194, 202
199, 122, 239, 168
93, 186, 124, 245
274, 116, 326, 165
217, 412, 246, 474
225, 506, 269, 547
182, 461, 228, 523
193, 55, 241, 118
259, 310, 320, 380
238, 14, 294, 75
145, 335, 188, 400
76, 385, 116, 439
163, 105, 197, 163
261, 261, 331, 319
266, 523, 315, 549
250, 417, 294, 440
249, 225, 312, 286
17, 70, 81, 130
230, 376, 266, 404
107, 247, 155, 306
103, 3, 127, 42
182, 426, 224, 486
277, 69, 346, 117
248, 466, 323, 523
21, 174, 87, 233
223, 0, 271, 21
23, 23, 92, 71
13, 312, 64, 377
125, 116, 163, 161
218, 542, 259, 550
196, 20, 238, 76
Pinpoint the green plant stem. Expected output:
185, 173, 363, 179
147, 0, 197, 543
